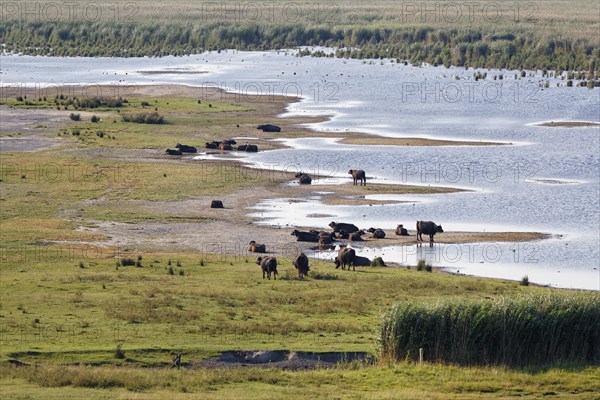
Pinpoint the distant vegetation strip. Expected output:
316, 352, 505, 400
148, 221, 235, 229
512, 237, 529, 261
379, 293, 600, 367
1, 21, 598, 71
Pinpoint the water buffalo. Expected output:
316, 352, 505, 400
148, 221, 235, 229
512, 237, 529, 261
165, 148, 182, 155
295, 172, 312, 185
395, 224, 409, 236
257, 256, 278, 280
219, 143, 233, 151
291, 230, 320, 242
329, 221, 359, 234
210, 200, 224, 209
249, 240, 266, 253
348, 169, 366, 186
237, 144, 258, 152
222, 139, 237, 145
334, 246, 356, 271
350, 230, 365, 241
293, 253, 310, 278
205, 141, 219, 149
368, 228, 386, 239
176, 143, 197, 153
257, 124, 281, 132
416, 221, 444, 243
334, 229, 350, 240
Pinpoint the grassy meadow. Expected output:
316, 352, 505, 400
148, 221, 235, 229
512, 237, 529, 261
1, 1, 599, 70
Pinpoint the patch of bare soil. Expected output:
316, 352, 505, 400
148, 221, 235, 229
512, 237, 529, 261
536, 121, 600, 127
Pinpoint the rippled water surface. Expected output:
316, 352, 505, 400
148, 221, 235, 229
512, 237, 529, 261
3, 50, 599, 289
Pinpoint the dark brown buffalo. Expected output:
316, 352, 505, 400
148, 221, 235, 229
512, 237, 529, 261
329, 221, 359, 234
395, 224, 409, 236
334, 229, 350, 240
350, 230, 365, 241
291, 230, 320, 242
175, 143, 197, 153
295, 172, 312, 185
257, 124, 281, 132
205, 141, 220, 149
257, 256, 278, 280
219, 143, 233, 151
334, 246, 356, 271
210, 200, 224, 208
416, 221, 444, 243
348, 169, 366, 186
367, 228, 386, 239
165, 148, 182, 155
249, 240, 266, 253
293, 253, 310, 278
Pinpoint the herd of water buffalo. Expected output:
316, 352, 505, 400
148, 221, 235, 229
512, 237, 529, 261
164, 124, 283, 155
250, 220, 444, 279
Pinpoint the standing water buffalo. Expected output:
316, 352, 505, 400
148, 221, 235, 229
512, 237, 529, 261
257, 256, 278, 280
295, 172, 312, 185
348, 169, 366, 186
293, 253, 310, 278
334, 246, 356, 271
395, 224, 409, 236
257, 124, 281, 132
416, 221, 444, 243
329, 221, 359, 234
249, 241, 266, 253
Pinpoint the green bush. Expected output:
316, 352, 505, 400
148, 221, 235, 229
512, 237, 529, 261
69, 113, 81, 121
379, 293, 600, 366
122, 112, 164, 124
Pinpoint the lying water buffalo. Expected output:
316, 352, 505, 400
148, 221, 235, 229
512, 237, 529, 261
205, 141, 219, 149
238, 144, 259, 152
291, 230, 320, 243
293, 253, 310, 278
416, 221, 444, 243
348, 169, 366, 186
249, 240, 266, 253
350, 230, 366, 241
329, 221, 359, 234
165, 148, 182, 156
257, 256, 278, 280
222, 139, 237, 145
334, 229, 350, 240
395, 224, 409, 236
295, 172, 312, 185
210, 200, 224, 209
257, 124, 281, 132
176, 143, 197, 153
334, 246, 356, 271
368, 228, 386, 239
219, 143, 233, 151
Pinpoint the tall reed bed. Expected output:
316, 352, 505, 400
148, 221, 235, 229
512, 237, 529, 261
379, 293, 600, 367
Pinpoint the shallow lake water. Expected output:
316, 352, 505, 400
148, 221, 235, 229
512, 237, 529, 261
3, 50, 599, 289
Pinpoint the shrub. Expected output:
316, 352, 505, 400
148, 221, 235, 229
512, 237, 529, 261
90, 115, 99, 122
379, 293, 600, 367
520, 275, 529, 286
69, 113, 81, 121
416, 259, 426, 271
122, 112, 164, 124
168, 266, 175, 275
16, 96, 23, 101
